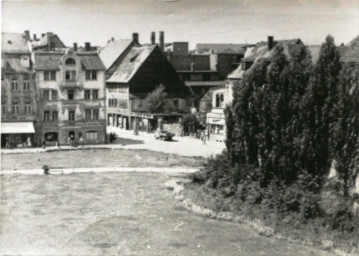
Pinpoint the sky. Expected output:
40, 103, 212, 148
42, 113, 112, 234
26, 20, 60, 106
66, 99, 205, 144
1, 0, 359, 49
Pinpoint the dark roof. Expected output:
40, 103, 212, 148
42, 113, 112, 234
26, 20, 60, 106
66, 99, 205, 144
2, 33, 29, 53
34, 51, 105, 70
34, 52, 63, 70
107, 45, 157, 83
99, 39, 134, 69
31, 33, 66, 50
196, 43, 248, 54
77, 52, 106, 70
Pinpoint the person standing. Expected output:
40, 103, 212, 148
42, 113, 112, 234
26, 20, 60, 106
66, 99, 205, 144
27, 136, 32, 147
79, 136, 84, 150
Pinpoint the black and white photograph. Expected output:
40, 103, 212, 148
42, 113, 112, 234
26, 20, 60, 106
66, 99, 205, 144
0, 0, 358, 255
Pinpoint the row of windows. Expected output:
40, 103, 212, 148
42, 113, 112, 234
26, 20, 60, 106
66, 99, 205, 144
42, 89, 99, 100
10, 80, 31, 91
44, 131, 99, 141
44, 109, 100, 122
44, 70, 97, 81
2, 104, 32, 115
108, 99, 118, 107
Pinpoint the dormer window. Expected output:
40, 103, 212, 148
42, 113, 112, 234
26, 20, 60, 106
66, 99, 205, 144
20, 56, 30, 68
65, 58, 76, 65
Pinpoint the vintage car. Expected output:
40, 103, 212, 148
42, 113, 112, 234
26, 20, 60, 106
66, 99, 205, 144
154, 130, 175, 141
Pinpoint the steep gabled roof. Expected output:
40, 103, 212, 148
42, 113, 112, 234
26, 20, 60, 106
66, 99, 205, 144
196, 43, 248, 54
77, 52, 106, 70
106, 45, 157, 83
2, 33, 29, 53
2, 58, 32, 73
98, 39, 134, 69
31, 33, 66, 50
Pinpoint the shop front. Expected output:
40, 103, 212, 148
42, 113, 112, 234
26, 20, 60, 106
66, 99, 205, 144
1, 122, 36, 148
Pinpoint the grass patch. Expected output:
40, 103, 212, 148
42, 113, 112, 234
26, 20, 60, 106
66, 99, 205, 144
1, 148, 205, 170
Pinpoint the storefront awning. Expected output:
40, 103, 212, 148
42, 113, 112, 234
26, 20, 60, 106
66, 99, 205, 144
1, 122, 35, 134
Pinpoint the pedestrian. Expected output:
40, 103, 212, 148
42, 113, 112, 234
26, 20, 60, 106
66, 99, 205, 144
5, 137, 10, 148
56, 139, 60, 149
70, 135, 74, 147
201, 130, 206, 145
79, 136, 84, 150
27, 136, 32, 147
67, 136, 71, 146
42, 140, 46, 149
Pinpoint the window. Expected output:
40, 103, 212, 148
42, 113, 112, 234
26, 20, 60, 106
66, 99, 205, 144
44, 132, 58, 141
86, 70, 97, 80
65, 58, 76, 65
52, 111, 58, 121
68, 90, 74, 100
93, 109, 99, 120
44, 111, 50, 122
11, 78, 18, 91
69, 110, 75, 121
12, 104, 19, 114
92, 90, 98, 99
20, 56, 30, 68
24, 105, 31, 114
85, 109, 92, 120
108, 98, 117, 107
52, 90, 57, 100
43, 90, 50, 100
215, 93, 224, 108
86, 131, 99, 140
65, 70, 76, 81
23, 80, 30, 91
85, 90, 91, 99
44, 70, 56, 81
2, 104, 5, 114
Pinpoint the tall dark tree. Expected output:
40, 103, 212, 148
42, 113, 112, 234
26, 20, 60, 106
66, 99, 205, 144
300, 35, 341, 178
330, 63, 359, 197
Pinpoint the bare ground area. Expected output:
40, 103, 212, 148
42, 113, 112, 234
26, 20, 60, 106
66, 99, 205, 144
0, 172, 333, 256
1, 149, 204, 170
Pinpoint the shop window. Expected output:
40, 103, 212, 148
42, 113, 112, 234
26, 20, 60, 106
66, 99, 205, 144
44, 132, 58, 141
11, 78, 18, 91
69, 110, 75, 121
86, 70, 97, 80
68, 89, 74, 100
44, 111, 50, 122
52, 111, 58, 121
65, 58, 75, 65
86, 130, 99, 140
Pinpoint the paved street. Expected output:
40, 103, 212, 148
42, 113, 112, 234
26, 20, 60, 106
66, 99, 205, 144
1, 128, 225, 158
0, 172, 333, 256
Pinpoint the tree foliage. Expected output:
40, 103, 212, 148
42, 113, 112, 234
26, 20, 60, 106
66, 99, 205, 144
144, 85, 168, 113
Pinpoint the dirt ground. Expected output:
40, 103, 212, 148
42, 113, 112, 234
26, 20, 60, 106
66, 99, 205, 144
0, 172, 333, 256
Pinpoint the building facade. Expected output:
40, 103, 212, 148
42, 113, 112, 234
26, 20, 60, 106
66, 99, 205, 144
1, 31, 38, 147
33, 47, 107, 145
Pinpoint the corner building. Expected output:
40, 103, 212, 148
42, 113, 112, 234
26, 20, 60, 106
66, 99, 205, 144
33, 48, 107, 145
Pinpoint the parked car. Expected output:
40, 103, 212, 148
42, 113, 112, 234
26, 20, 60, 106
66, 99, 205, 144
154, 130, 175, 141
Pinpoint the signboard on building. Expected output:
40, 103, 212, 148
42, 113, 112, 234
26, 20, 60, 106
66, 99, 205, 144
130, 113, 154, 119
207, 117, 225, 125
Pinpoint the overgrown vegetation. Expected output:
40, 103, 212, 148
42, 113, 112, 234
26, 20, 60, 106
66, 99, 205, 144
190, 35, 359, 251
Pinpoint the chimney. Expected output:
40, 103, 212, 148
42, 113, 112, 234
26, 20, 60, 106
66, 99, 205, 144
159, 31, 164, 52
41, 33, 45, 38
24, 30, 30, 40
33, 34, 37, 41
111, 37, 114, 42
132, 33, 139, 43
151, 32, 156, 45
46, 32, 53, 50
73, 43, 78, 51
267, 36, 274, 50
85, 42, 91, 51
